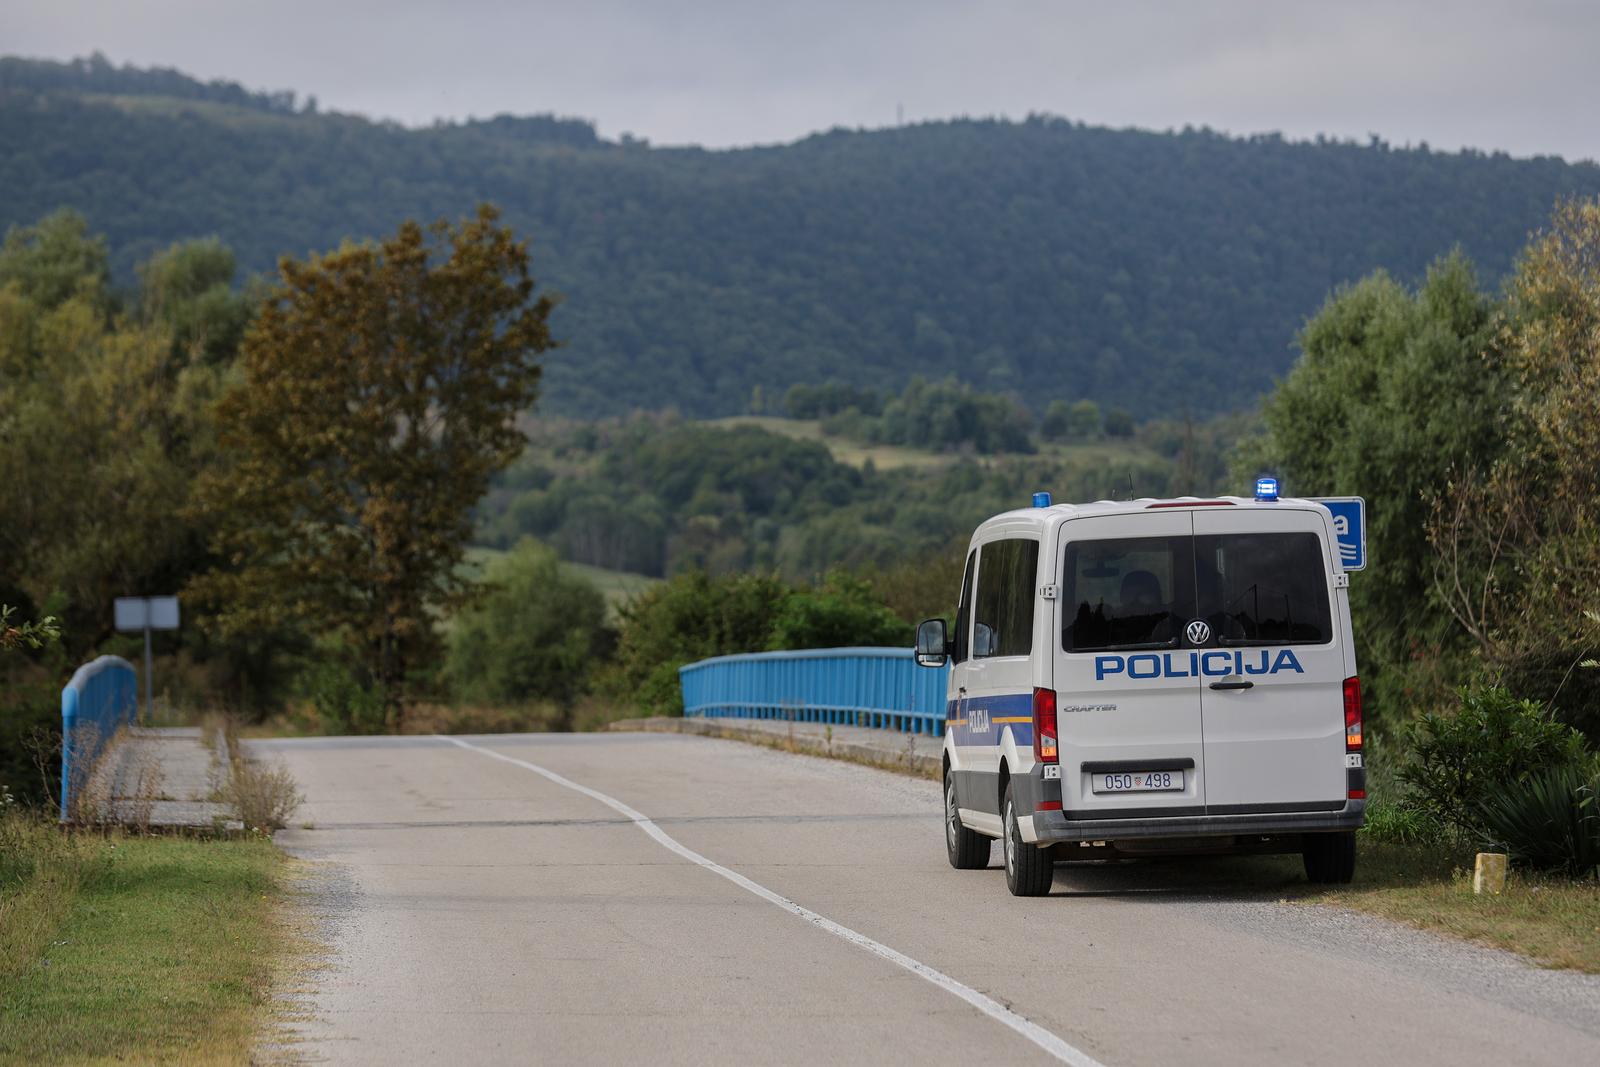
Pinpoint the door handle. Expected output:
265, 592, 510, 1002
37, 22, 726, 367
1209, 680, 1254, 691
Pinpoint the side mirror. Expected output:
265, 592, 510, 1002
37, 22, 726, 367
915, 618, 949, 667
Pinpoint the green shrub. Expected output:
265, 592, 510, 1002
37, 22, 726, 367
445, 539, 610, 709
603, 570, 790, 716
303, 662, 387, 735
1360, 798, 1447, 845
767, 571, 912, 651
1473, 761, 1600, 876
603, 567, 914, 716
1398, 685, 1590, 837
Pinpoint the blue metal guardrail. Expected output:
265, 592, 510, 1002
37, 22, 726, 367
678, 647, 951, 736
60, 655, 138, 820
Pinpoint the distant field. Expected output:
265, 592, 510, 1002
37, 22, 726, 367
706, 415, 954, 470
705, 415, 1159, 473
462, 547, 659, 616
560, 560, 661, 608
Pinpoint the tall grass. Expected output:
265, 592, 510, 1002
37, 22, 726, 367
0, 810, 99, 988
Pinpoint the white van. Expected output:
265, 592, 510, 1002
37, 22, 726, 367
915, 484, 1365, 896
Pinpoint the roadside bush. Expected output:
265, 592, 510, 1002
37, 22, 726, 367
767, 572, 912, 650
1398, 686, 1590, 837
302, 662, 387, 735
445, 539, 610, 710
1358, 730, 1449, 845
603, 567, 915, 716
603, 570, 790, 716
226, 756, 302, 832
1473, 761, 1600, 877
1360, 799, 1446, 846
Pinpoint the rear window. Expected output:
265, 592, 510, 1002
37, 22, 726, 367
1197, 532, 1332, 646
1062, 536, 1192, 652
1063, 532, 1331, 652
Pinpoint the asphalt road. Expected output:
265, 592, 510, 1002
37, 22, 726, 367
259, 732, 1600, 1066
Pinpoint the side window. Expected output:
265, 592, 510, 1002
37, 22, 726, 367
952, 550, 976, 664
973, 538, 1039, 658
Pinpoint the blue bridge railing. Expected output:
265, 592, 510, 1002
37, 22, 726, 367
60, 655, 138, 820
678, 647, 951, 736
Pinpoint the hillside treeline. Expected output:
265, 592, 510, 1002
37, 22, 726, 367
474, 409, 1221, 580
5, 55, 1600, 420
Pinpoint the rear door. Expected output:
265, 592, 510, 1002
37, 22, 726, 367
1054, 512, 1206, 817
1191, 507, 1346, 809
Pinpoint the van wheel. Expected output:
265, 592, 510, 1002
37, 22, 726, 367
1302, 832, 1356, 884
1003, 783, 1054, 896
945, 772, 992, 870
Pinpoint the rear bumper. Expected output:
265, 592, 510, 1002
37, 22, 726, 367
1010, 766, 1364, 844
1029, 801, 1365, 844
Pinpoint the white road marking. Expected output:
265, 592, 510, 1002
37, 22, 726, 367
439, 734, 1106, 1067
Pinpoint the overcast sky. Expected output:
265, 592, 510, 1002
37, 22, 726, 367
6, 1, 1598, 161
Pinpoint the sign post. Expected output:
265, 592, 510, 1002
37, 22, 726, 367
1310, 498, 1367, 571
113, 596, 180, 721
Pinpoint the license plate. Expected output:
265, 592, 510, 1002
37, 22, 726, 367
1091, 770, 1184, 793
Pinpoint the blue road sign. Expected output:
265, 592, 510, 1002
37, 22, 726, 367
1312, 497, 1366, 570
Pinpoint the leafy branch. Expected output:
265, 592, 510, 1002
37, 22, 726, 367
0, 604, 62, 652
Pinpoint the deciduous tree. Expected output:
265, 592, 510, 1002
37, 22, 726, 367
1429, 199, 1600, 731
192, 205, 555, 726
1234, 253, 1505, 719
0, 214, 235, 655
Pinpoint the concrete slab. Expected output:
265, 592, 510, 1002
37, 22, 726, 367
86, 726, 242, 829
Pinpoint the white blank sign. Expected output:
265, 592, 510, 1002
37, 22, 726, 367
114, 596, 180, 631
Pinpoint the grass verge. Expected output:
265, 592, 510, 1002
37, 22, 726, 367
0, 811, 289, 1064
1306, 840, 1600, 972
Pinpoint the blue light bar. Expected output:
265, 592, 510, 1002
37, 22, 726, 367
1254, 476, 1280, 502
1032, 491, 1052, 508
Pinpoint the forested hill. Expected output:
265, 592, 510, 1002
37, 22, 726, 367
5, 55, 1600, 419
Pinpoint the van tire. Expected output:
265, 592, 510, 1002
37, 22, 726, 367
1003, 783, 1054, 896
1302, 832, 1356, 884
945, 771, 992, 869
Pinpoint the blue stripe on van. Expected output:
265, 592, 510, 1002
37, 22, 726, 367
947, 691, 1034, 747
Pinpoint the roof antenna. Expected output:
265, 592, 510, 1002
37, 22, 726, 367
1126, 473, 1134, 501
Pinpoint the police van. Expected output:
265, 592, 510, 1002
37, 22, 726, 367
915, 481, 1365, 897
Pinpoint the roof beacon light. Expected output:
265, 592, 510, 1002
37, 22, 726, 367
1032, 491, 1052, 508
1254, 476, 1280, 502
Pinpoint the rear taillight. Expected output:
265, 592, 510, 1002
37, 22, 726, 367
1343, 676, 1362, 751
1033, 687, 1057, 762
1344, 676, 1365, 800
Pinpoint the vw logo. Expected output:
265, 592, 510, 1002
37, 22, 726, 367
1185, 619, 1212, 646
